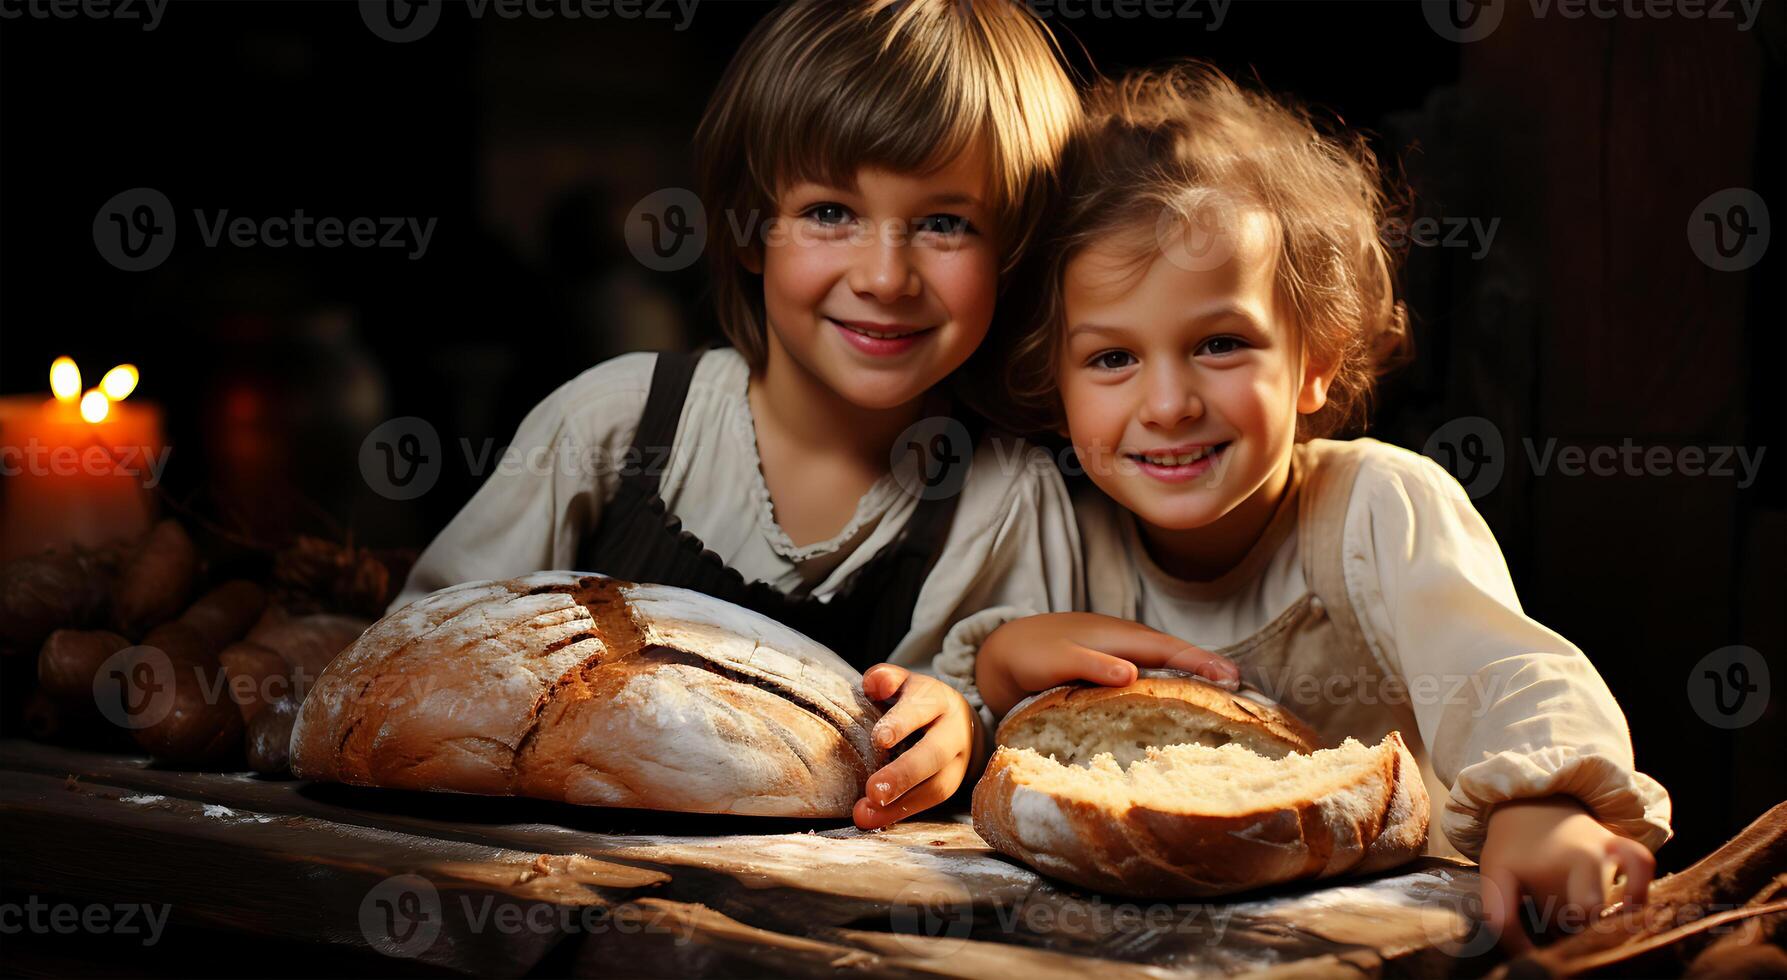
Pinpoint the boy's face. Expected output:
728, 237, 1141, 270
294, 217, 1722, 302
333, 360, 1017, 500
750, 142, 999, 411
1057, 210, 1332, 535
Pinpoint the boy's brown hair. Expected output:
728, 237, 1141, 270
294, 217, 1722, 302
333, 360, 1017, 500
996, 61, 1411, 440
693, 0, 1082, 371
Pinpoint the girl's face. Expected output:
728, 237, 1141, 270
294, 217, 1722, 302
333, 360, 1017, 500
749, 142, 1000, 410
1058, 211, 1334, 535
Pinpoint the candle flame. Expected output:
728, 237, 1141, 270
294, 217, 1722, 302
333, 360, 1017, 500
50, 357, 82, 403
101, 364, 139, 401
80, 389, 110, 423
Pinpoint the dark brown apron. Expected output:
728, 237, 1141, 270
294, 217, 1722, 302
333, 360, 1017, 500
576, 350, 968, 671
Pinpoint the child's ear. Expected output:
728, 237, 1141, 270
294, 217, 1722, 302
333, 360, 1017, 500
1297, 355, 1341, 415
739, 245, 764, 275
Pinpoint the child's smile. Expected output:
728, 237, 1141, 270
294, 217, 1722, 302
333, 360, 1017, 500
750, 141, 999, 412
1058, 208, 1334, 578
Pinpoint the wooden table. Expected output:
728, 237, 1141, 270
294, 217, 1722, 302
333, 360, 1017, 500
0, 738, 1489, 978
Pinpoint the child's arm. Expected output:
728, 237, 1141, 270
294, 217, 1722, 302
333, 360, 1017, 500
1346, 445, 1671, 942
853, 664, 984, 830
888, 440, 1087, 749
976, 612, 1239, 718
388, 354, 652, 612
855, 440, 1083, 828
1478, 795, 1656, 952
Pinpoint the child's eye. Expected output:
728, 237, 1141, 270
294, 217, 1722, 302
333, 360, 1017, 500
1198, 335, 1248, 357
1088, 350, 1137, 371
802, 203, 853, 226
914, 213, 974, 237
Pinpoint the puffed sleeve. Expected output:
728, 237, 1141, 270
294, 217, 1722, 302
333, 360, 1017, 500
897, 439, 1085, 738
386, 353, 655, 614
1344, 442, 1673, 859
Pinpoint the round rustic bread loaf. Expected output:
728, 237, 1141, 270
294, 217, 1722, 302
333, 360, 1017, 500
289, 572, 882, 817
972, 673, 1429, 897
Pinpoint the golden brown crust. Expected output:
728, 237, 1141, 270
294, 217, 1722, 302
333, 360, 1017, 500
974, 680, 1428, 898
290, 572, 879, 817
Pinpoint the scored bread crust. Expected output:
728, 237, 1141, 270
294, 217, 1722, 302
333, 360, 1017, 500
289, 571, 881, 817
997, 675, 1322, 763
973, 732, 1428, 898
973, 675, 1428, 898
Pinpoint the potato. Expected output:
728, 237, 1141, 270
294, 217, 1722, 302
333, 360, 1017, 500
112, 520, 198, 639
179, 580, 267, 652
122, 646, 244, 768
36, 629, 131, 702
218, 641, 294, 723
124, 621, 242, 767
247, 613, 370, 695
0, 547, 116, 654
245, 697, 299, 774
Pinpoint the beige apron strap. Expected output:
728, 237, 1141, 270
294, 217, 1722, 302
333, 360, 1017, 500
1078, 485, 1141, 620
1296, 439, 1369, 644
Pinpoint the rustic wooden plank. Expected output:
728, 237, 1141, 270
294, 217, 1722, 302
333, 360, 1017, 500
0, 768, 653, 977
0, 737, 1484, 976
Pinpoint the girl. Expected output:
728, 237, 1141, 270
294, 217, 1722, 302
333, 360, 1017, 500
392, 1, 1234, 830
951, 64, 1672, 948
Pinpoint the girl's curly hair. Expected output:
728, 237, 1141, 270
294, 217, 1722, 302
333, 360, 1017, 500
980, 61, 1412, 440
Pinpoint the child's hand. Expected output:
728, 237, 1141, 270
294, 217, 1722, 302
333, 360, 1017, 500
975, 612, 1239, 718
853, 664, 980, 831
1478, 795, 1656, 952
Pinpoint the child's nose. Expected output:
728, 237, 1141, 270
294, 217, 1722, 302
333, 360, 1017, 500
848, 222, 921, 303
1138, 364, 1204, 427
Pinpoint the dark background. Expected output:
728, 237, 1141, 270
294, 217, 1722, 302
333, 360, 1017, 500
1, 0, 1781, 872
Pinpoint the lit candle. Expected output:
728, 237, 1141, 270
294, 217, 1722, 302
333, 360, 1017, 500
0, 358, 166, 560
